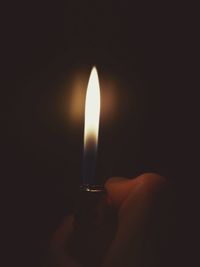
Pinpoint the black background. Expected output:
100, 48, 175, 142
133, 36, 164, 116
2, 1, 198, 267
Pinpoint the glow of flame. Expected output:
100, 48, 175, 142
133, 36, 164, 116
84, 67, 100, 150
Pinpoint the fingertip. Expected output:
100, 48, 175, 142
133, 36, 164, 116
105, 173, 167, 208
105, 177, 128, 188
105, 177, 133, 207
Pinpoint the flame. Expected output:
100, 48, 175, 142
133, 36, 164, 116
84, 67, 100, 150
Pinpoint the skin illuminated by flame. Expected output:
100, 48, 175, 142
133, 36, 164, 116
84, 67, 100, 150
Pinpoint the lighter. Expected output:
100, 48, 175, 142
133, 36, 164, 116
68, 67, 116, 267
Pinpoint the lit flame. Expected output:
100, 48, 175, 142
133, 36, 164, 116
84, 67, 100, 150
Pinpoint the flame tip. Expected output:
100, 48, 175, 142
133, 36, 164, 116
91, 66, 98, 73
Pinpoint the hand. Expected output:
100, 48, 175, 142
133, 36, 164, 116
49, 173, 168, 267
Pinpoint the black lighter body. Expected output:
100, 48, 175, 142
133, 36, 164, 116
68, 184, 117, 267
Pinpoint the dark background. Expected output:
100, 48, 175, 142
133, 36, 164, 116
2, 1, 197, 267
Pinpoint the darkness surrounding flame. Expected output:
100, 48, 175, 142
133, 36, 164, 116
2, 2, 195, 267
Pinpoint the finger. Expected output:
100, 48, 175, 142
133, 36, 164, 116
103, 173, 167, 267
51, 214, 74, 251
105, 176, 142, 207
50, 214, 81, 267
105, 173, 166, 208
